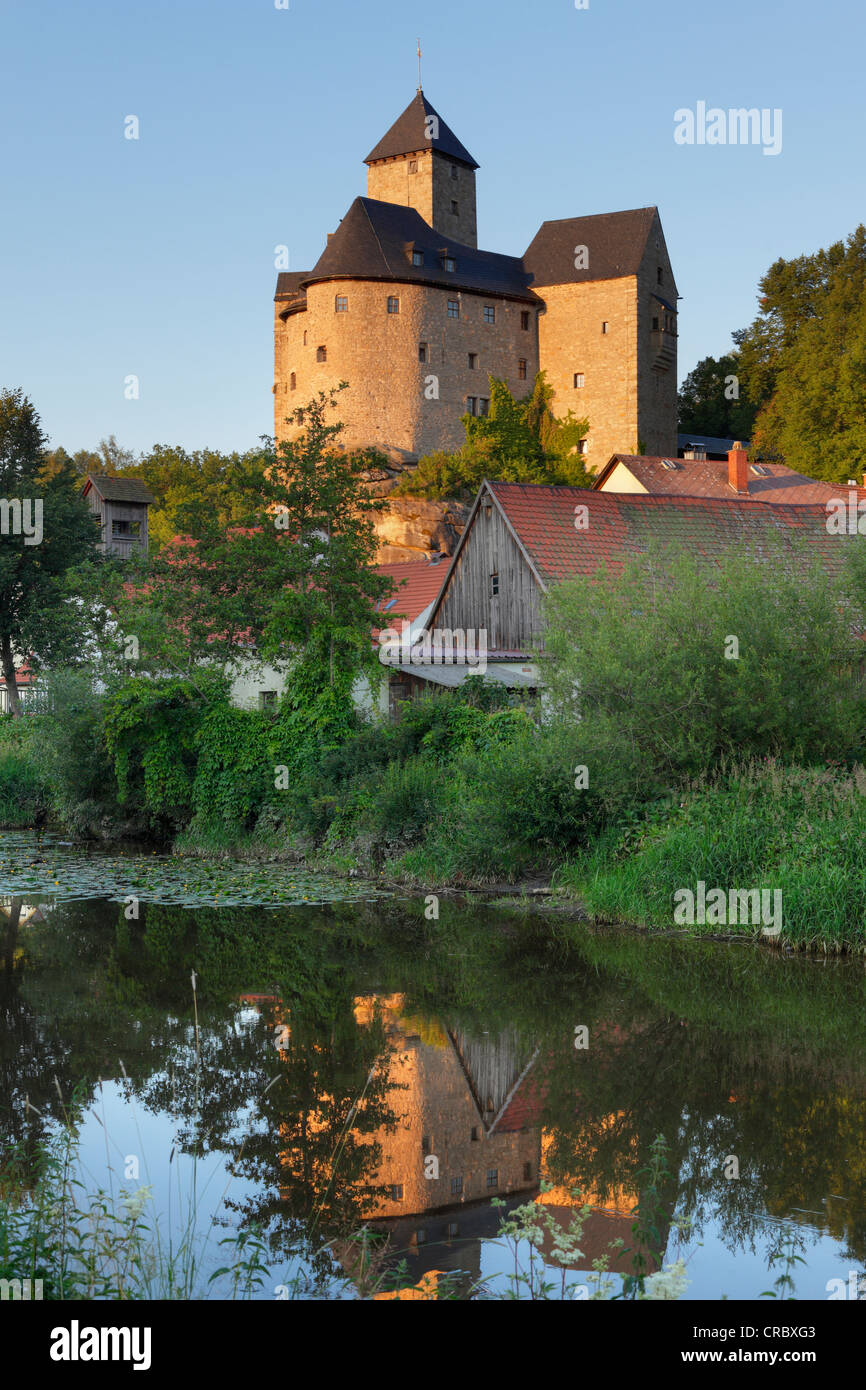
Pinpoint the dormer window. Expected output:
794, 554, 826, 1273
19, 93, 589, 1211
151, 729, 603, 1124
335, 295, 348, 313
387, 296, 400, 314
443, 256, 456, 272
412, 250, 424, 266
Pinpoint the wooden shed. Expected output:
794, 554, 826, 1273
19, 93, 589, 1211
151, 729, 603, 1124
81, 474, 156, 558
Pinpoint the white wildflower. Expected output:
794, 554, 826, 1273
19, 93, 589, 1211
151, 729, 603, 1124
121, 1184, 153, 1221
641, 1258, 690, 1301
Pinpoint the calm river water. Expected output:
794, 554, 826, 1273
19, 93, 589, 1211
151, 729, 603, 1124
2, 832, 865, 1300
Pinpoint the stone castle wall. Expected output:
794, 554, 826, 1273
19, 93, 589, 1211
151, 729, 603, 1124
275, 277, 539, 461
634, 214, 678, 456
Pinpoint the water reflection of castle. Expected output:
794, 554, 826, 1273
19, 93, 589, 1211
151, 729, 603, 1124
268, 992, 653, 1286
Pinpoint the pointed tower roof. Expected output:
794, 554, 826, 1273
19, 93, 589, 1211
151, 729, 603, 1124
364, 90, 479, 169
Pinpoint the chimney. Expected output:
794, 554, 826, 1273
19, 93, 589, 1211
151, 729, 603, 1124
728, 441, 749, 494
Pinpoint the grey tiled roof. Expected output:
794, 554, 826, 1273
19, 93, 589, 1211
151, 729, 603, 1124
365, 91, 478, 169
524, 207, 665, 287
83, 474, 156, 505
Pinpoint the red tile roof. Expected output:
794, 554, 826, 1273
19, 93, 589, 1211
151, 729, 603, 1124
595, 454, 845, 506
375, 559, 448, 624
485, 482, 849, 589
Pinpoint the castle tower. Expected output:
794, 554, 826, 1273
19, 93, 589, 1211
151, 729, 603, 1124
364, 91, 479, 248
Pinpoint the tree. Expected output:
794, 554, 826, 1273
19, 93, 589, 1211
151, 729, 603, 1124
0, 389, 104, 716
677, 352, 758, 440
734, 226, 866, 480
397, 372, 592, 499
118, 389, 394, 737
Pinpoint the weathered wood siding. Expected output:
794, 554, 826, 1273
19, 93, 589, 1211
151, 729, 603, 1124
434, 490, 543, 652
86, 491, 149, 557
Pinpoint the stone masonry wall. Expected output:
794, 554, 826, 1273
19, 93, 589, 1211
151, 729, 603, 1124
367, 150, 478, 247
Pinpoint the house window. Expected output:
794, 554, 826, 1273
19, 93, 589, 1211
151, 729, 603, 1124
447, 299, 460, 319
418, 342, 428, 363
443, 256, 457, 272
468, 352, 478, 369
112, 519, 141, 538
521, 311, 530, 330
451, 200, 459, 215
518, 358, 527, 379
450, 164, 458, 180
259, 690, 277, 711
409, 159, 418, 173
450, 1176, 463, 1196
577, 439, 587, 455
490, 572, 499, 596
602, 321, 609, 334
290, 372, 297, 391
390, 1184, 404, 1201
317, 346, 327, 362
483, 305, 496, 324
387, 296, 400, 314
487, 1169, 499, 1189
446, 1222, 460, 1238
412, 250, 424, 266
479, 397, 489, 416
466, 396, 477, 415
657, 266, 663, 285
573, 372, 584, 388
335, 295, 348, 313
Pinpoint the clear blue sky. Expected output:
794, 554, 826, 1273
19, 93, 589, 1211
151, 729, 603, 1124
2, 0, 863, 455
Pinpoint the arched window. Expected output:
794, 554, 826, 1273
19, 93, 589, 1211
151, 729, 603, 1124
290, 372, 297, 391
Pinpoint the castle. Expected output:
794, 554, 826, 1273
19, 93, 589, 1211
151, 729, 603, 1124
273, 89, 678, 476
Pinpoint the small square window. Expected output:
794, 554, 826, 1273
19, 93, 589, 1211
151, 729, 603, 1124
487, 1169, 499, 1189
483, 305, 495, 324
518, 358, 527, 379
602, 321, 609, 334
490, 572, 499, 596
418, 342, 428, 363
448, 299, 460, 319
259, 690, 277, 711
335, 295, 348, 313
412, 250, 424, 266
443, 256, 457, 272
573, 372, 584, 388
577, 438, 587, 455
468, 352, 478, 369
450, 1176, 463, 1196
479, 398, 489, 416
466, 396, 477, 415
408, 159, 418, 174
520, 311, 530, 330
317, 346, 327, 363
390, 1184, 404, 1201
387, 296, 400, 314
446, 1221, 460, 1238
451, 200, 459, 215
112, 519, 141, 537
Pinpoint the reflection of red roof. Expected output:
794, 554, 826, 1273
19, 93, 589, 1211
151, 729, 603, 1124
595, 454, 848, 506
375, 560, 448, 625
494, 1076, 545, 1134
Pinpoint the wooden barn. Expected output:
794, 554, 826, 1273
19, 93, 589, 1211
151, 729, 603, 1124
424, 480, 849, 685
81, 474, 156, 557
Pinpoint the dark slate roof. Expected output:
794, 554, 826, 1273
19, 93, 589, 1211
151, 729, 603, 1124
83, 474, 156, 505
524, 207, 660, 287
365, 90, 478, 169
275, 271, 311, 299
481, 483, 848, 589
678, 433, 745, 455
303, 197, 538, 301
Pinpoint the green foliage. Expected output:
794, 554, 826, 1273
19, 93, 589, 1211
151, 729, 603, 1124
397, 373, 592, 500
0, 718, 46, 826
677, 351, 758, 440
190, 701, 273, 837
542, 541, 866, 803
735, 225, 866, 479
0, 388, 106, 715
